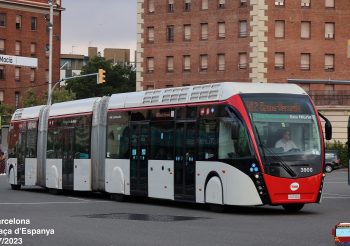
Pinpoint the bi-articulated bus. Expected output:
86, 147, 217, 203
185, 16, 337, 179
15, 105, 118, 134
7, 82, 332, 212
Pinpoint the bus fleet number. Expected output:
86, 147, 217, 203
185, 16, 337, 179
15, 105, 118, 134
300, 168, 313, 173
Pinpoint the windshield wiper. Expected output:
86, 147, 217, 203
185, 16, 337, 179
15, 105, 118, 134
254, 126, 297, 178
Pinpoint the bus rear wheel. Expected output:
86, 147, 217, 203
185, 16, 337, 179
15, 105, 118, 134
10, 184, 21, 190
282, 204, 304, 212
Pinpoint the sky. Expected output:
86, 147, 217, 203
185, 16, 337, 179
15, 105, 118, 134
61, 0, 137, 58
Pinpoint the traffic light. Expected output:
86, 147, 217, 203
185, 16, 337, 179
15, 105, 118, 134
98, 69, 106, 84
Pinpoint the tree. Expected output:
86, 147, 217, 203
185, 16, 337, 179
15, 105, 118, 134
21, 89, 39, 107
65, 56, 136, 99
0, 104, 15, 126
52, 88, 76, 104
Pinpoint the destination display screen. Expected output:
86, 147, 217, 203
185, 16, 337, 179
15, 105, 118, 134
336, 228, 350, 237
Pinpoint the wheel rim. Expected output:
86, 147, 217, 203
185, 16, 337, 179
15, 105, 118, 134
325, 165, 332, 172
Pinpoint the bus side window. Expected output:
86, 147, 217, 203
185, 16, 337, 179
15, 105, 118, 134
199, 119, 218, 160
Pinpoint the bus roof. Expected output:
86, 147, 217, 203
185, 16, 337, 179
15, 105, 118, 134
108, 82, 307, 109
49, 97, 100, 117
11, 105, 46, 121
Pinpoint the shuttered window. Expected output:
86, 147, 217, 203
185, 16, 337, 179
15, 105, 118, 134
148, 27, 154, 42
218, 22, 225, 38
15, 41, 21, 55
301, 0, 310, 7
325, 22, 335, 39
325, 0, 334, 7
147, 57, 154, 73
301, 22, 310, 39
201, 23, 208, 40
325, 54, 334, 71
202, 0, 209, 10
239, 53, 247, 69
184, 25, 191, 40
30, 69, 35, 82
275, 53, 285, 69
300, 53, 310, 70
200, 54, 208, 71
0, 39, 4, 53
148, 0, 155, 13
239, 21, 248, 37
183, 55, 191, 71
275, 20, 285, 38
218, 54, 225, 71
167, 56, 174, 72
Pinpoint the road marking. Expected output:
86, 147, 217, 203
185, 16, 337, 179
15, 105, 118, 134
324, 181, 348, 184
323, 197, 350, 199
323, 193, 350, 197
0, 201, 110, 205
66, 196, 91, 202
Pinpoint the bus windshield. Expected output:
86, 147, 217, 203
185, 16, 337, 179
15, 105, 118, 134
242, 94, 322, 178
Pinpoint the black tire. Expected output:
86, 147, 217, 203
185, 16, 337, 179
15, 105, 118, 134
325, 164, 333, 173
111, 194, 127, 202
10, 184, 21, 190
282, 203, 304, 212
208, 204, 226, 213
48, 188, 61, 195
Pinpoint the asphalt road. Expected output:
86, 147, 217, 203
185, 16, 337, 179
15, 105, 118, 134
0, 170, 349, 246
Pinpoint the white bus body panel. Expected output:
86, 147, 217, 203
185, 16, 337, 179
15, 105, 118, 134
25, 158, 37, 186
74, 159, 92, 191
46, 159, 62, 189
196, 161, 263, 206
105, 159, 130, 195
148, 160, 174, 200
7, 158, 17, 185
206, 176, 223, 204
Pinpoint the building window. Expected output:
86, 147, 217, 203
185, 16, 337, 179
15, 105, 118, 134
184, 0, 191, 11
301, 0, 310, 7
325, 0, 334, 8
16, 15, 22, 29
239, 20, 248, 37
147, 57, 154, 73
325, 22, 335, 39
218, 0, 225, 8
30, 68, 35, 82
147, 27, 154, 43
30, 43, 36, 56
31, 17, 37, 31
148, 0, 155, 13
166, 56, 174, 72
218, 22, 225, 38
300, 53, 310, 70
275, 20, 285, 38
15, 41, 21, 56
239, 53, 247, 69
301, 21, 311, 39
202, 0, 209, 10
0, 13, 6, 27
184, 24, 191, 41
0, 66, 4, 80
200, 54, 208, 71
325, 54, 334, 71
145, 85, 154, 90
0, 39, 4, 54
275, 52, 285, 70
15, 92, 20, 109
166, 25, 174, 42
275, 0, 284, 6
45, 70, 49, 82
201, 23, 208, 40
15, 67, 20, 81
0, 91, 3, 104
183, 55, 191, 71
240, 0, 248, 7
217, 54, 225, 71
168, 0, 174, 12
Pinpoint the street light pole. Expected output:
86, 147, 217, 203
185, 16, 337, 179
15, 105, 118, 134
47, 0, 54, 103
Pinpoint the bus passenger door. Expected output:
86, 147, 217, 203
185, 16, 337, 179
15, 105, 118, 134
130, 122, 149, 196
62, 127, 75, 190
174, 121, 196, 201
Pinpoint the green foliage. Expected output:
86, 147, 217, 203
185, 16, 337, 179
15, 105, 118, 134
65, 56, 136, 99
21, 89, 39, 107
325, 140, 348, 168
51, 88, 76, 104
0, 103, 15, 126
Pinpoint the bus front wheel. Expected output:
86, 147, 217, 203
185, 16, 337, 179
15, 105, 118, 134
282, 204, 304, 212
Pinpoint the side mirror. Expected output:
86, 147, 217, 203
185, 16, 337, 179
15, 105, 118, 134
332, 228, 335, 236
231, 122, 240, 140
325, 120, 332, 140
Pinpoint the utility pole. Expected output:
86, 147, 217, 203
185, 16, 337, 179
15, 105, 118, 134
47, 0, 54, 103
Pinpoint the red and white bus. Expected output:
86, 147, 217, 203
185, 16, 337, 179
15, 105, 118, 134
7, 82, 332, 211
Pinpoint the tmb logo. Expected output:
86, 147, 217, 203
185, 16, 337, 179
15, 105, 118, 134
290, 182, 300, 191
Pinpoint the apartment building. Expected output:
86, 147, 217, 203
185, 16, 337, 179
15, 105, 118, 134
0, 0, 63, 107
